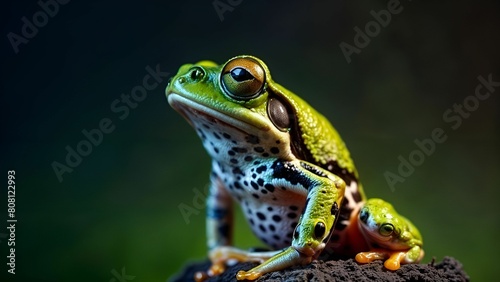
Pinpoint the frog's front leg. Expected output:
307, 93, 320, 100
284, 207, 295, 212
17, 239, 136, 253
236, 161, 346, 280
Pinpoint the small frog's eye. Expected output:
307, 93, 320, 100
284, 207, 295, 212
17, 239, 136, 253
359, 209, 369, 224
221, 58, 265, 100
267, 98, 291, 131
314, 222, 326, 239
189, 67, 205, 81
379, 223, 394, 236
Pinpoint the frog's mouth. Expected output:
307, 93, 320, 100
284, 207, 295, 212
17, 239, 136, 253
167, 93, 271, 134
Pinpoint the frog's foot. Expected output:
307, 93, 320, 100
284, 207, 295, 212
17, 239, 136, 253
194, 246, 280, 282
355, 249, 420, 271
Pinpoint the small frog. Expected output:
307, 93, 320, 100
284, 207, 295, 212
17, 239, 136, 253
355, 198, 424, 270
166, 55, 423, 280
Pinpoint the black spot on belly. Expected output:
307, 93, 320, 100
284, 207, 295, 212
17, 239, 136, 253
232, 147, 248, 153
272, 215, 282, 222
230, 158, 238, 164
245, 135, 260, 144
245, 156, 253, 162
257, 178, 264, 186
232, 167, 245, 176
256, 165, 267, 174
270, 147, 280, 154
228, 150, 235, 156
213, 132, 221, 139
287, 212, 297, 219
290, 205, 299, 211
250, 181, 259, 190
256, 212, 266, 220
264, 184, 275, 192
223, 133, 231, 139
269, 225, 276, 232
254, 147, 265, 153
234, 182, 243, 190
271, 160, 312, 188
259, 224, 267, 233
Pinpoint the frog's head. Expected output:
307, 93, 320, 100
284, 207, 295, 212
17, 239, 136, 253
166, 55, 356, 173
358, 198, 422, 250
291, 212, 335, 258
166, 55, 305, 163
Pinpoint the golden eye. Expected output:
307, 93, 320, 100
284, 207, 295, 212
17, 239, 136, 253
221, 57, 265, 100
379, 223, 394, 236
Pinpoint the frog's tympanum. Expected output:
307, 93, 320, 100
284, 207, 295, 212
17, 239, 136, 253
166, 55, 424, 280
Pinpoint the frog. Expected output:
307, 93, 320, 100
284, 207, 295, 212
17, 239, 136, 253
355, 198, 424, 270
165, 55, 423, 280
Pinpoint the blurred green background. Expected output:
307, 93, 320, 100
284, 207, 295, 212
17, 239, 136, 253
1, 0, 499, 281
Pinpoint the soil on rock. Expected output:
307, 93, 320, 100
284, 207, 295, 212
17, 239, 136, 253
170, 257, 469, 282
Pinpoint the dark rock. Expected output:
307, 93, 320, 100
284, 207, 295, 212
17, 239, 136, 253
170, 257, 469, 282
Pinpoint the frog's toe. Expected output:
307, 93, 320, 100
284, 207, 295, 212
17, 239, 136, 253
384, 251, 406, 271
383, 258, 401, 271
236, 270, 261, 281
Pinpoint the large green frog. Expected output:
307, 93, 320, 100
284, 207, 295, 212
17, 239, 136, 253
166, 55, 423, 280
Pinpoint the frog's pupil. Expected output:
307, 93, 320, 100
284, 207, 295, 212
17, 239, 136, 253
230, 68, 254, 82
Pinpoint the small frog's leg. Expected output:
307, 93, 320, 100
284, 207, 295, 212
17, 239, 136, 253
236, 160, 346, 280
355, 245, 424, 270
355, 249, 389, 264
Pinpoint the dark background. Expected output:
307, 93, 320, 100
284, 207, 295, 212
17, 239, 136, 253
1, 0, 499, 281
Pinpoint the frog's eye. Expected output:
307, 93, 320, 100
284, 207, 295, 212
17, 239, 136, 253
359, 209, 369, 224
314, 221, 326, 239
267, 98, 291, 131
221, 58, 265, 100
379, 223, 394, 236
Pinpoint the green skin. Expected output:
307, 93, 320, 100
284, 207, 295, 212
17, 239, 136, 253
356, 198, 424, 270
166, 55, 423, 280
